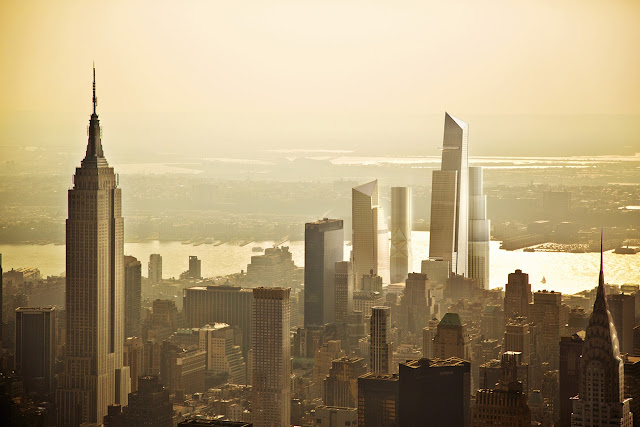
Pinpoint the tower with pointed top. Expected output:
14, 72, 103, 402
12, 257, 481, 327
429, 112, 469, 276
571, 238, 633, 426
57, 67, 130, 425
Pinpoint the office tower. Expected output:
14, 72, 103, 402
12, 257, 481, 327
530, 290, 561, 370
399, 273, 430, 335
560, 333, 584, 427
504, 319, 531, 363
468, 167, 490, 289
313, 340, 346, 398
353, 291, 383, 319
370, 306, 392, 374
159, 342, 206, 395
245, 246, 302, 287
399, 358, 471, 427
390, 187, 412, 284
305, 218, 344, 327
314, 406, 358, 427
324, 356, 367, 408
197, 323, 247, 384
124, 336, 144, 393
189, 256, 202, 279
183, 285, 253, 354
429, 112, 469, 276
252, 287, 291, 427
433, 312, 470, 360
420, 257, 450, 286
124, 255, 142, 338
608, 293, 635, 354
624, 356, 640, 427
571, 244, 633, 426
148, 253, 162, 285
352, 180, 383, 288
15, 307, 56, 394
503, 269, 532, 321
104, 376, 173, 427
357, 373, 399, 427
479, 352, 529, 396
57, 68, 130, 425
334, 261, 353, 324
361, 271, 383, 293
473, 382, 531, 426
422, 318, 439, 359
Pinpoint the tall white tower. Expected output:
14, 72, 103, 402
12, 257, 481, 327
390, 187, 412, 283
468, 167, 490, 289
57, 67, 130, 425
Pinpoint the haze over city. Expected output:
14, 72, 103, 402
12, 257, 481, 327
1, 1, 640, 427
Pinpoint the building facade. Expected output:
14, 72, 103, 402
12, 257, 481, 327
183, 285, 253, 355
124, 255, 142, 338
468, 166, 490, 289
503, 269, 532, 321
148, 253, 162, 285
390, 187, 412, 284
357, 373, 399, 427
429, 112, 469, 276
399, 357, 471, 427
252, 287, 291, 427
304, 218, 344, 327
370, 306, 392, 374
334, 261, 353, 324
15, 306, 57, 394
56, 68, 130, 425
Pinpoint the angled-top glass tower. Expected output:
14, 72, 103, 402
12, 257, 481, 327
57, 67, 130, 425
429, 112, 469, 276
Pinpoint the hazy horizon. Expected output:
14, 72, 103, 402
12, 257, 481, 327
2, 0, 639, 159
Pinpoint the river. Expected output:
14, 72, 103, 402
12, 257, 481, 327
1, 232, 638, 294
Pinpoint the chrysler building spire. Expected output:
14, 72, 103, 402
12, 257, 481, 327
570, 230, 633, 426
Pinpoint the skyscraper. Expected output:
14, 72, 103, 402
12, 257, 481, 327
399, 357, 471, 427
124, 255, 142, 338
304, 218, 344, 327
103, 376, 173, 427
357, 373, 399, 427
323, 355, 367, 408
352, 180, 387, 288
504, 269, 532, 321
390, 187, 412, 284
571, 241, 633, 426
608, 293, 635, 355
429, 112, 469, 276
15, 306, 56, 394
399, 273, 430, 335
252, 287, 291, 427
370, 306, 392, 374
560, 333, 584, 427
183, 285, 253, 355
530, 290, 562, 370
189, 255, 202, 279
57, 67, 130, 425
433, 312, 470, 360
148, 253, 162, 285
334, 261, 353, 324
468, 166, 490, 289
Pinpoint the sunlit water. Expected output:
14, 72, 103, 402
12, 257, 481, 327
1, 232, 638, 294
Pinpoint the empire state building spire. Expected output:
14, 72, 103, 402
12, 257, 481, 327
82, 63, 107, 167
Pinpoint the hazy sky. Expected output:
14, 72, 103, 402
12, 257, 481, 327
1, 0, 639, 156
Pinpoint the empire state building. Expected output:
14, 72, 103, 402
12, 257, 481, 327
56, 67, 130, 425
